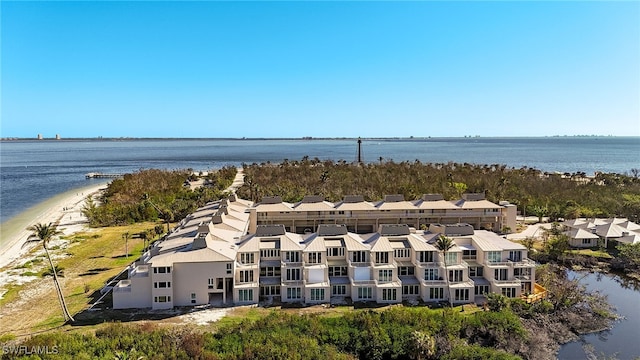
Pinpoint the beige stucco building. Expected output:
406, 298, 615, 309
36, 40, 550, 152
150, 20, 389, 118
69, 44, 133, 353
113, 193, 532, 309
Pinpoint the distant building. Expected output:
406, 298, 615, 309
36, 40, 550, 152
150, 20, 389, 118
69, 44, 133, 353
55, 134, 61, 140
113, 194, 542, 309
37, 134, 43, 140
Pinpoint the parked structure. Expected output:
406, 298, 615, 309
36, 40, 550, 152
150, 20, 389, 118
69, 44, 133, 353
113, 194, 537, 310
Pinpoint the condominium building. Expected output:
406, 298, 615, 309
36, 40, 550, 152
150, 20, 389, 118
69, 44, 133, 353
113, 194, 534, 310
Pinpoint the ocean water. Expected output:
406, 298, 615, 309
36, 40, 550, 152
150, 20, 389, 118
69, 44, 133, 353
1, 137, 639, 224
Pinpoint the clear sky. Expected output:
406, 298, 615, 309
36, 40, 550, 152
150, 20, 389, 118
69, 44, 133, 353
1, 1, 639, 138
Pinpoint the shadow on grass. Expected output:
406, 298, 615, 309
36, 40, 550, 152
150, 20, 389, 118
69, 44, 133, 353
79, 267, 112, 276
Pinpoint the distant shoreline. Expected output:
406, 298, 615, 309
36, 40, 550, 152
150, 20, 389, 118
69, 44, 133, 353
1, 135, 637, 142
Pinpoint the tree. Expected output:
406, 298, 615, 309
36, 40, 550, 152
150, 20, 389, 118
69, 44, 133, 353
435, 235, 455, 307
27, 223, 74, 322
122, 232, 130, 259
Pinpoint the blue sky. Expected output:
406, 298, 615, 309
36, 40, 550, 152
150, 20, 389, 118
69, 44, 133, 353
2, 1, 639, 138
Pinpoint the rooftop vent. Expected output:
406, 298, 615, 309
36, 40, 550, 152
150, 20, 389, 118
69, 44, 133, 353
317, 224, 348, 236
261, 196, 283, 204
379, 224, 411, 236
462, 193, 485, 201
422, 194, 444, 201
343, 195, 365, 203
255, 224, 286, 236
301, 195, 325, 203
384, 194, 405, 202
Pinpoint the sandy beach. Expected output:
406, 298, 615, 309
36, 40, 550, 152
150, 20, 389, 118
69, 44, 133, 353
0, 182, 108, 269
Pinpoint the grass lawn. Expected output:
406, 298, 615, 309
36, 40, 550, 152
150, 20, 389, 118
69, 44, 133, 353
0, 221, 167, 335
567, 248, 613, 259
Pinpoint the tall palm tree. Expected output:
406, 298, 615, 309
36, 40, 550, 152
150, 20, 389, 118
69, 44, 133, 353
435, 235, 455, 307
27, 222, 74, 322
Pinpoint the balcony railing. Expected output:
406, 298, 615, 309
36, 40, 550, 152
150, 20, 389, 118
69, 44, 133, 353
281, 261, 304, 267
485, 258, 535, 267
493, 279, 522, 286
347, 260, 369, 267
114, 280, 132, 292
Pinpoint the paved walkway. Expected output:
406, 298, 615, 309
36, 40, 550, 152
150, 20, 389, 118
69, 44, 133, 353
225, 168, 245, 193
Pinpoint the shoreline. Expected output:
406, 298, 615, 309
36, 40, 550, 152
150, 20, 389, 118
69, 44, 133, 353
0, 182, 108, 269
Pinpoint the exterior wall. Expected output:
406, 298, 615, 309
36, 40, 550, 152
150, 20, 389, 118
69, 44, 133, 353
172, 262, 233, 307
502, 204, 517, 233
569, 238, 597, 248
113, 273, 152, 309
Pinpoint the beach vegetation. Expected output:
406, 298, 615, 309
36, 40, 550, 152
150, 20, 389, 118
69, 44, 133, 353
83, 167, 237, 227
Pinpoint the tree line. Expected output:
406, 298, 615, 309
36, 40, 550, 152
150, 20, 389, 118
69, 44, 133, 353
82, 167, 237, 227
236, 159, 640, 221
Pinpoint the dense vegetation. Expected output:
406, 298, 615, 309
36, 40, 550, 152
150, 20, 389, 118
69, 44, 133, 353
1, 307, 528, 360
237, 159, 640, 221
82, 167, 237, 227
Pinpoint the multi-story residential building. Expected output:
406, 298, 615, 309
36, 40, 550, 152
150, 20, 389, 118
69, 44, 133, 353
113, 194, 536, 309
249, 193, 517, 234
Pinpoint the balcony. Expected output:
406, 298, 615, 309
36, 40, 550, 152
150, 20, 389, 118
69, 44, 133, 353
347, 260, 369, 268
236, 262, 259, 269
130, 265, 149, 278
113, 280, 132, 292
485, 258, 535, 268
493, 278, 522, 286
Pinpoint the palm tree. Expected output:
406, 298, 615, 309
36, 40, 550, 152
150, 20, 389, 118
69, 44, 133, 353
27, 222, 74, 322
435, 235, 455, 307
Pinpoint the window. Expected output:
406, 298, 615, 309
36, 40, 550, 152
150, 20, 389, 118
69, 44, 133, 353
260, 285, 280, 296
394, 248, 411, 258
260, 266, 281, 277
154, 296, 171, 303
582, 239, 592, 245
153, 266, 171, 274
208, 278, 214, 289
239, 270, 254, 283
445, 252, 457, 265
429, 288, 444, 300
398, 266, 415, 276
352, 251, 366, 263
332, 285, 346, 295
260, 249, 280, 258
449, 270, 463, 283
469, 266, 484, 277
462, 249, 477, 260
287, 287, 301, 300
382, 288, 397, 301
502, 287, 517, 298
153, 281, 171, 288
375, 252, 389, 264
226, 263, 232, 274
239, 289, 253, 302
487, 251, 501, 263
240, 253, 255, 264
310, 288, 325, 301
286, 268, 301, 281
379, 269, 393, 282
327, 247, 345, 257
475, 285, 489, 295
284, 251, 300, 262
328, 266, 347, 277
454, 289, 469, 301
308, 252, 322, 264
494, 269, 508, 281
424, 268, 440, 281
358, 287, 373, 299
191, 293, 196, 304
514, 268, 531, 279
419, 251, 434, 263
403, 285, 419, 295
508, 251, 522, 262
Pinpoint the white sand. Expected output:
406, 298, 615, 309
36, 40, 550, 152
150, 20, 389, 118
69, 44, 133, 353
0, 183, 108, 270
